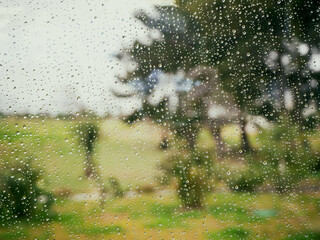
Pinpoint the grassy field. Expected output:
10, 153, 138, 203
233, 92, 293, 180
0, 116, 319, 239
0, 191, 319, 240
0, 117, 169, 192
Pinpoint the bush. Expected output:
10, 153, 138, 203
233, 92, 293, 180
255, 124, 319, 193
226, 169, 263, 193
160, 150, 214, 209
214, 161, 264, 193
0, 162, 54, 223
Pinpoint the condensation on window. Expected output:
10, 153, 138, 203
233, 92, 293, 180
0, 0, 319, 239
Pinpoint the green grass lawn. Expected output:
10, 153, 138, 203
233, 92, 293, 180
0, 117, 168, 192
0, 192, 319, 239
0, 116, 319, 239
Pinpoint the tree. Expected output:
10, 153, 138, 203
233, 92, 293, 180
177, 0, 320, 128
74, 122, 108, 205
176, 0, 320, 191
115, 5, 250, 154
113, 0, 320, 205
76, 123, 99, 179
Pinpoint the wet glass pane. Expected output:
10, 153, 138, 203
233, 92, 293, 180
1, 0, 320, 239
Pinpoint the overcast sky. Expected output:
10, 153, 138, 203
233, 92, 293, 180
0, 0, 174, 116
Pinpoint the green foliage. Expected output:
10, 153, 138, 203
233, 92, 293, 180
177, 0, 320, 119
226, 169, 263, 193
121, 0, 320, 127
213, 160, 264, 193
0, 160, 54, 223
255, 124, 319, 193
160, 150, 213, 208
119, 5, 203, 80
213, 122, 319, 193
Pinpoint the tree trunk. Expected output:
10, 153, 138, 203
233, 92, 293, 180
240, 119, 250, 153
289, 81, 304, 132
85, 154, 96, 179
209, 124, 224, 158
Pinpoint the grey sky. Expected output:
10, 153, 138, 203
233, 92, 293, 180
0, 0, 173, 116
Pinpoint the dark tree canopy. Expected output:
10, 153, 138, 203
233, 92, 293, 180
118, 1, 320, 128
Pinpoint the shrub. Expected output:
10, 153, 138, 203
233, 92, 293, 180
160, 150, 214, 209
214, 161, 264, 193
226, 169, 263, 193
256, 124, 319, 193
0, 162, 54, 223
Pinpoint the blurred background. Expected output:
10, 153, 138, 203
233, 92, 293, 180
0, 0, 320, 239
